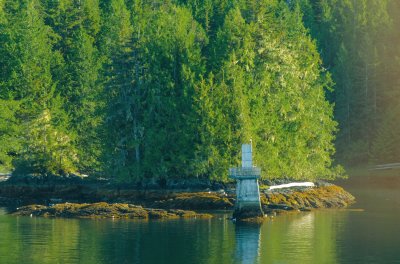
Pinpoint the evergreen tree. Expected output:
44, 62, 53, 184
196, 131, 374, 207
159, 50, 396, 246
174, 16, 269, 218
294, 0, 392, 166
0, 99, 20, 171
194, 1, 341, 180
42, 0, 103, 173
1, 0, 76, 175
0, 1, 20, 171
139, 5, 206, 180
103, 2, 207, 181
100, 0, 137, 180
0, 0, 348, 181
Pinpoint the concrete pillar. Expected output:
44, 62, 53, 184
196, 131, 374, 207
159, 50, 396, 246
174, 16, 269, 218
242, 144, 252, 168
229, 144, 264, 219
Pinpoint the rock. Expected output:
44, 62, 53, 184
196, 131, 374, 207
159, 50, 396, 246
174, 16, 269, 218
314, 180, 334, 187
232, 206, 264, 220
168, 209, 195, 217
147, 209, 176, 219
12, 202, 212, 220
15, 204, 48, 216
216, 189, 227, 196
235, 215, 267, 224
261, 185, 355, 210
265, 204, 296, 210
150, 192, 233, 210
2, 180, 354, 218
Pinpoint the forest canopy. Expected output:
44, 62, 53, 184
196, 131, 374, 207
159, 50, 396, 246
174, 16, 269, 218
3, 0, 394, 182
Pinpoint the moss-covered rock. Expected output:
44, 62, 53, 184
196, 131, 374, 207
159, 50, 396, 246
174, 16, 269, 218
12, 202, 212, 220
150, 192, 234, 210
4, 182, 354, 219
236, 216, 267, 224
262, 186, 355, 210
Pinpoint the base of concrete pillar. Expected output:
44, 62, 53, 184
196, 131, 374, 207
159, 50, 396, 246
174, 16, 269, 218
232, 178, 264, 220
233, 203, 264, 219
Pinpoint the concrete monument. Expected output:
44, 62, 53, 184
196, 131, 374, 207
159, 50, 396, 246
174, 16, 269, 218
229, 143, 264, 219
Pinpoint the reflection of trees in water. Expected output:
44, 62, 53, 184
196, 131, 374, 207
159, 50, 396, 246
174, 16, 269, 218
234, 224, 261, 264
259, 212, 348, 264
0, 207, 7, 215
98, 217, 236, 264
0, 217, 81, 264
0, 211, 352, 263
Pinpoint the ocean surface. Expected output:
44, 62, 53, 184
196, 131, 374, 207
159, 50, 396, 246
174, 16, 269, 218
1, 173, 399, 264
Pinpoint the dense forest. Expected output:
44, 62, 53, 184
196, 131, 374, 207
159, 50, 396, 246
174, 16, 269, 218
0, 0, 398, 182
295, 0, 400, 166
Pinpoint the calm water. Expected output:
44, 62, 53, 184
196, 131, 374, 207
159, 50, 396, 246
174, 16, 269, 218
1, 175, 400, 264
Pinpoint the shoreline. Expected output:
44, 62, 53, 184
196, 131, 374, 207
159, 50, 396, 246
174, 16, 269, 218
0, 179, 355, 221
12, 202, 213, 220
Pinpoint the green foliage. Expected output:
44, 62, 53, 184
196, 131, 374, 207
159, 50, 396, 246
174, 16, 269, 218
42, 0, 103, 173
294, 0, 397, 166
103, 2, 208, 181
0, 99, 20, 171
0, 0, 77, 175
0, 0, 343, 181
99, 0, 138, 181
13, 108, 78, 175
202, 2, 341, 180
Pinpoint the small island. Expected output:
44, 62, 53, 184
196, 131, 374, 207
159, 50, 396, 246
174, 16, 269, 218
3, 174, 354, 221
0, 0, 355, 222
1, 144, 355, 222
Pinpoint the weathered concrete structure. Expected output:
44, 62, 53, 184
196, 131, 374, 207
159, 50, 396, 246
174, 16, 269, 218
229, 144, 264, 219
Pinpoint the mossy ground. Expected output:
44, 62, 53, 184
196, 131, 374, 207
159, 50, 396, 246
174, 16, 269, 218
262, 186, 355, 210
13, 202, 212, 220
234, 185, 355, 222
149, 192, 234, 210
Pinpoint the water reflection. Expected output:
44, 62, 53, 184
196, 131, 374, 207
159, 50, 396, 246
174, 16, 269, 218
0, 207, 7, 215
0, 216, 81, 264
0, 212, 348, 264
2, 175, 400, 263
231, 211, 348, 264
0, 209, 374, 264
234, 223, 261, 264
258, 211, 349, 264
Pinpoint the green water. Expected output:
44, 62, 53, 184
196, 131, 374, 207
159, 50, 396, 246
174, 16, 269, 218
1, 178, 400, 264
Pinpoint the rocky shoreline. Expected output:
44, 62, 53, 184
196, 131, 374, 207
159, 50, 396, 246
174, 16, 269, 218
1, 178, 355, 221
262, 185, 354, 211
13, 202, 212, 220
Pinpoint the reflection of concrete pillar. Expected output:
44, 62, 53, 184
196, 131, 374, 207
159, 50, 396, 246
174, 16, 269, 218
234, 224, 261, 264
229, 144, 264, 219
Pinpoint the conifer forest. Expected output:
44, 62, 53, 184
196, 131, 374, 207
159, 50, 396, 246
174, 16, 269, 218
1, 0, 399, 182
